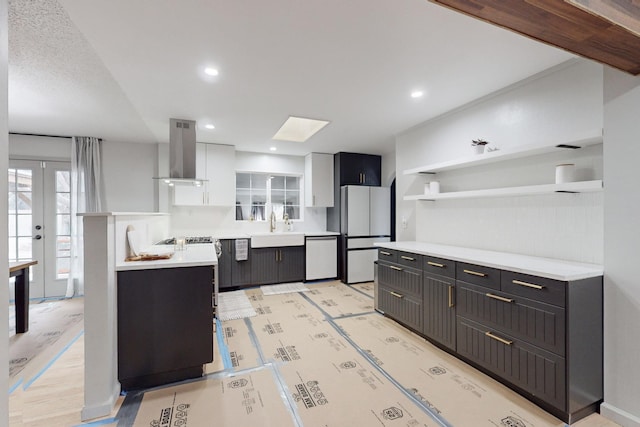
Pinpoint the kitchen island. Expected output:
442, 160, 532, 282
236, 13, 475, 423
117, 244, 216, 391
80, 212, 217, 421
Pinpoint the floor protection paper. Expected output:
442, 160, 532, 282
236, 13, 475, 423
351, 282, 375, 298
208, 317, 263, 372
334, 313, 566, 427
304, 282, 375, 318
128, 368, 296, 427
9, 297, 84, 381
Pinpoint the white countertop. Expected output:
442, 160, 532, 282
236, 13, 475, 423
210, 231, 339, 239
304, 231, 340, 237
376, 241, 603, 281
116, 243, 217, 271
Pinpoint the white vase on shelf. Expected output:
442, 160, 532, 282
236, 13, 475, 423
472, 144, 485, 155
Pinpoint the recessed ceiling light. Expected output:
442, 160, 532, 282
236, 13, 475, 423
205, 124, 215, 130
270, 146, 277, 151
411, 91, 424, 98
204, 67, 219, 76
272, 116, 330, 142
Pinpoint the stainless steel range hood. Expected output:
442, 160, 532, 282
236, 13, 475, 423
154, 118, 206, 186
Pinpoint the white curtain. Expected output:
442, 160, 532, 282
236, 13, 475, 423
66, 136, 104, 298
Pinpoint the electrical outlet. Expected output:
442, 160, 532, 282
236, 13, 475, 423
401, 216, 408, 229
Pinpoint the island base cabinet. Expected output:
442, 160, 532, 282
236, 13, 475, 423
456, 317, 566, 414
117, 266, 214, 391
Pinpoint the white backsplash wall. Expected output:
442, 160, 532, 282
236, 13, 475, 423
396, 59, 604, 264
417, 193, 603, 264
169, 150, 328, 236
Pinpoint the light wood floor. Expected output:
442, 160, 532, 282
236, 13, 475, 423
7, 293, 621, 427
8, 333, 122, 427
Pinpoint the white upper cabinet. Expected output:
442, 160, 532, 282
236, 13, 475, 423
173, 143, 235, 206
304, 153, 334, 207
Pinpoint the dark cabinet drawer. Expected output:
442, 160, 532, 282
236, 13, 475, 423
378, 248, 397, 263
456, 262, 500, 290
457, 317, 566, 411
397, 251, 422, 268
423, 255, 455, 279
457, 282, 565, 356
501, 271, 566, 307
380, 285, 423, 332
377, 262, 422, 299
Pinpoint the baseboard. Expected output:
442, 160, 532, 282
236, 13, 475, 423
600, 402, 640, 427
81, 382, 120, 422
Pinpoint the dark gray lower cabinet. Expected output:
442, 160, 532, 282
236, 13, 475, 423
218, 239, 233, 289
377, 260, 423, 331
378, 285, 422, 331
457, 282, 565, 356
376, 247, 603, 424
251, 246, 304, 285
423, 272, 456, 351
457, 317, 566, 411
218, 239, 252, 288
117, 266, 214, 390
231, 242, 252, 286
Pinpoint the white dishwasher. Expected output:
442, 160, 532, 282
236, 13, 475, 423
305, 235, 338, 281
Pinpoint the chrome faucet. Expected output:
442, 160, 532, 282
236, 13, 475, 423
269, 211, 276, 232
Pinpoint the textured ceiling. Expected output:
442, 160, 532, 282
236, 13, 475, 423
8, 0, 575, 155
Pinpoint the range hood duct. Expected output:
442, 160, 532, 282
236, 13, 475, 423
155, 118, 205, 186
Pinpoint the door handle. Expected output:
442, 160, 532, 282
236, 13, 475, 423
463, 269, 487, 277
33, 235, 42, 240
485, 331, 513, 346
35, 225, 42, 230
486, 293, 514, 303
512, 279, 545, 290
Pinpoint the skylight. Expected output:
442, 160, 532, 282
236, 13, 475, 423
272, 116, 330, 142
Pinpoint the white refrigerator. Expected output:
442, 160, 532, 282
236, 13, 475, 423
340, 186, 390, 283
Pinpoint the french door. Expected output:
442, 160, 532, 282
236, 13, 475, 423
8, 160, 71, 298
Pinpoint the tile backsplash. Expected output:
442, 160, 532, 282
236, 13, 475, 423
416, 192, 603, 264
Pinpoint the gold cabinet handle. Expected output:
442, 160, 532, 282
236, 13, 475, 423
512, 279, 544, 290
390, 265, 403, 271
427, 261, 445, 268
485, 331, 513, 346
380, 251, 392, 256
448, 285, 454, 308
464, 269, 487, 277
401, 256, 415, 261
390, 291, 404, 299
486, 293, 514, 303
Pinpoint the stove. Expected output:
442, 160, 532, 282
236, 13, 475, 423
156, 236, 214, 245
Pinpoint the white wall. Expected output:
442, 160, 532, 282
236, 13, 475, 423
381, 148, 396, 187
8, 135, 157, 213
396, 60, 604, 264
1, 0, 9, 424
8, 134, 70, 159
600, 67, 640, 427
101, 141, 156, 212
169, 150, 327, 236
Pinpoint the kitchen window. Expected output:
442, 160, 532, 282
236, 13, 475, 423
235, 172, 301, 221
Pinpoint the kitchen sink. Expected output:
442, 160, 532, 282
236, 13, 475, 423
250, 232, 305, 248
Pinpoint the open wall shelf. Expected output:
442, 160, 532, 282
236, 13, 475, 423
404, 180, 603, 201
402, 131, 603, 176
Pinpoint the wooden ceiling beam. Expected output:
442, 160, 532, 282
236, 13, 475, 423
430, 0, 640, 75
